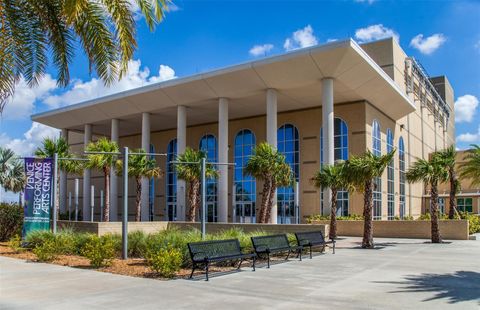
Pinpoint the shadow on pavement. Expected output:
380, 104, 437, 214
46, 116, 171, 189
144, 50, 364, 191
377, 271, 480, 304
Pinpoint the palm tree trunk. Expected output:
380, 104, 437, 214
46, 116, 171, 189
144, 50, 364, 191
362, 180, 374, 249
330, 188, 338, 239
187, 180, 200, 222
265, 181, 277, 224
135, 177, 142, 222
448, 170, 457, 219
430, 182, 442, 243
103, 167, 110, 222
258, 177, 271, 223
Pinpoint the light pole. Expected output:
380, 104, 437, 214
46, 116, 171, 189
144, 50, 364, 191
122, 147, 129, 260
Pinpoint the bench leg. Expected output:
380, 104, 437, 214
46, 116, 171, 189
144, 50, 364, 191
189, 264, 196, 279
237, 258, 244, 270
205, 262, 209, 281
310, 245, 313, 259
267, 253, 271, 268
285, 251, 290, 261
299, 249, 302, 261
252, 256, 256, 271
332, 241, 336, 254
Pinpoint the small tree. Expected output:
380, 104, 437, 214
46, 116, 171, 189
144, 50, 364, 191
406, 155, 449, 243
312, 161, 353, 239
435, 146, 460, 219
86, 138, 119, 222
176, 148, 217, 222
345, 150, 395, 248
0, 147, 25, 194
245, 142, 292, 223
460, 144, 480, 187
117, 149, 162, 221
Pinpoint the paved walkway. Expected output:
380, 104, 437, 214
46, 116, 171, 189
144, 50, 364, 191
1, 236, 479, 310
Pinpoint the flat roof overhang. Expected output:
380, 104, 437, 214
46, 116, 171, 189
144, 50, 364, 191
32, 39, 415, 137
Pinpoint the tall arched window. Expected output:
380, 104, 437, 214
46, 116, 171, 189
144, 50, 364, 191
199, 134, 218, 222
399, 137, 406, 218
149, 144, 155, 221
166, 139, 177, 221
321, 118, 349, 216
234, 129, 256, 223
372, 120, 382, 220
277, 124, 299, 224
387, 129, 394, 220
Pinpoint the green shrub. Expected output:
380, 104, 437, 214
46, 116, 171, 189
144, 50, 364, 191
128, 231, 148, 257
25, 230, 55, 248
8, 235, 24, 253
402, 215, 414, 220
0, 203, 23, 241
81, 235, 116, 268
146, 246, 182, 278
458, 212, 480, 235
33, 238, 59, 262
306, 214, 364, 223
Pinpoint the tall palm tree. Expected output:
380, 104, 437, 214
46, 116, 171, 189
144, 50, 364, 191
0, 147, 25, 194
244, 142, 292, 223
406, 156, 448, 243
117, 149, 162, 222
86, 138, 119, 222
0, 0, 170, 114
312, 161, 353, 239
175, 148, 217, 222
460, 144, 480, 187
35, 137, 83, 212
435, 146, 460, 219
345, 150, 395, 248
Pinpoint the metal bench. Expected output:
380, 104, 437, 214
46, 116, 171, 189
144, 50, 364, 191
187, 239, 256, 281
250, 234, 303, 268
295, 230, 336, 258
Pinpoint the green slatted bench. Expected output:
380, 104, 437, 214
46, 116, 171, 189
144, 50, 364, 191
251, 234, 303, 268
295, 230, 336, 258
187, 239, 256, 281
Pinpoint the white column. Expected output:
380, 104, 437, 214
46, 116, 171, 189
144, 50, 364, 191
110, 119, 119, 221
59, 129, 68, 214
322, 78, 334, 216
218, 98, 229, 223
141, 113, 150, 221
266, 89, 278, 224
176, 106, 187, 221
83, 124, 92, 221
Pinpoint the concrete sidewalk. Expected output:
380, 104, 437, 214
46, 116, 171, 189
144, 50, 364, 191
1, 237, 479, 310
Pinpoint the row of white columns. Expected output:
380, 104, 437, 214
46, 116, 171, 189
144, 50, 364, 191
72, 78, 335, 222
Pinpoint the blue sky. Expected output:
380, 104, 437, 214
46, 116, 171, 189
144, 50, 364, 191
1, 0, 479, 156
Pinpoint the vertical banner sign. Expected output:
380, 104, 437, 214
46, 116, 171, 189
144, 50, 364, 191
22, 157, 53, 237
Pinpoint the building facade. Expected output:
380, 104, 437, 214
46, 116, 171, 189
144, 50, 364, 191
32, 38, 455, 223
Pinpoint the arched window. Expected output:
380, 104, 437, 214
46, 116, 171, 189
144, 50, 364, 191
199, 134, 218, 222
387, 129, 394, 220
277, 124, 299, 224
372, 120, 382, 220
166, 139, 177, 221
399, 137, 406, 218
149, 144, 155, 221
321, 118, 349, 216
234, 129, 256, 223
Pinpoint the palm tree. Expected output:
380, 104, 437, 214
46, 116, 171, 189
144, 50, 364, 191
406, 156, 448, 243
35, 137, 83, 212
345, 150, 395, 248
435, 146, 460, 219
0, 0, 170, 114
117, 149, 162, 222
86, 138, 119, 222
312, 161, 353, 239
245, 142, 292, 223
176, 148, 217, 222
0, 147, 25, 194
460, 144, 480, 187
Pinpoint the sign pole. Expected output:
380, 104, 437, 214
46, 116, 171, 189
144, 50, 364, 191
68, 192, 72, 221
90, 185, 94, 222
52, 153, 58, 234
100, 190, 104, 222
201, 157, 206, 240
122, 147, 129, 259
74, 179, 79, 221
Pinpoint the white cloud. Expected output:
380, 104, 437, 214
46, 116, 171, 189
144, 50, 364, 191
455, 94, 478, 123
409, 33, 446, 55
457, 126, 480, 143
249, 44, 274, 57
474, 40, 480, 51
355, 24, 399, 43
284, 25, 318, 51
2, 75, 56, 120
354, 0, 376, 4
2, 122, 59, 157
43, 60, 176, 109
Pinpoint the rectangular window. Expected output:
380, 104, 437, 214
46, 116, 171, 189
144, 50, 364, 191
457, 198, 473, 213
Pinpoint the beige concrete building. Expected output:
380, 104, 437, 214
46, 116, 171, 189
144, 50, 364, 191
32, 38, 455, 223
